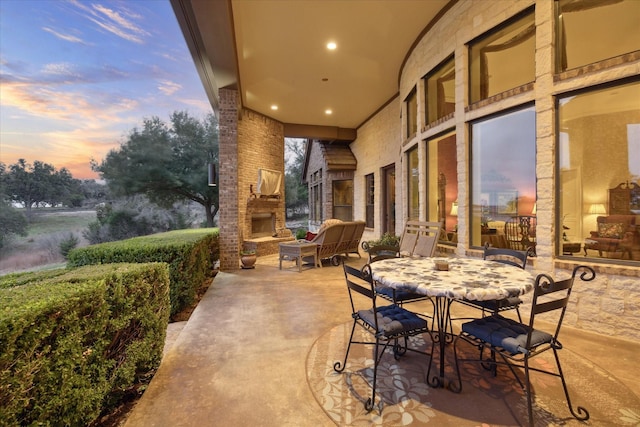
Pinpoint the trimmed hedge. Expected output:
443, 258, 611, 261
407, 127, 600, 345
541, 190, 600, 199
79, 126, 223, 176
67, 228, 219, 316
0, 263, 171, 426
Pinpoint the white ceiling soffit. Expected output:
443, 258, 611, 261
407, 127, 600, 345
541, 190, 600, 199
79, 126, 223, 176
174, 0, 451, 130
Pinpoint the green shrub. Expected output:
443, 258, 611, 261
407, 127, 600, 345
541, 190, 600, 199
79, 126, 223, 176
362, 232, 400, 250
0, 263, 170, 426
295, 228, 308, 239
67, 228, 218, 316
59, 232, 79, 258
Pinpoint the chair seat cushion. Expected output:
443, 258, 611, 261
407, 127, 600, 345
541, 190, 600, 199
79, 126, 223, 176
467, 296, 522, 311
376, 286, 428, 303
358, 305, 427, 336
462, 315, 552, 355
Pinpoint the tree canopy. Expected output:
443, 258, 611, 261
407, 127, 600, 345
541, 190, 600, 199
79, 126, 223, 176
1, 159, 83, 217
284, 138, 308, 216
93, 111, 219, 227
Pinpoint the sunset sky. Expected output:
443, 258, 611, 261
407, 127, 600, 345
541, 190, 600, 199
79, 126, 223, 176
0, 0, 212, 180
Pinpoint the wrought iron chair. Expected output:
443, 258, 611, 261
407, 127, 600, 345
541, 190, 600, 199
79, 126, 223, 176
333, 263, 434, 413
458, 242, 534, 321
450, 265, 595, 427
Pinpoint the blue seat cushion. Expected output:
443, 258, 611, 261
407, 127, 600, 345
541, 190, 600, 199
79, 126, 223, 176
462, 316, 553, 355
469, 296, 522, 311
358, 305, 428, 336
376, 286, 428, 303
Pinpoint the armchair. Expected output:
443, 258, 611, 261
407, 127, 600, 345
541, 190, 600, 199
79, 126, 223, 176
585, 215, 638, 259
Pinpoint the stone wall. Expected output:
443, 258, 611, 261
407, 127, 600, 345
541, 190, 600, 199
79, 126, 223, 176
350, 0, 640, 340
350, 99, 402, 244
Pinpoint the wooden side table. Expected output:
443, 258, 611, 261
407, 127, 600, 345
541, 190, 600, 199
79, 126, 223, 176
279, 241, 318, 272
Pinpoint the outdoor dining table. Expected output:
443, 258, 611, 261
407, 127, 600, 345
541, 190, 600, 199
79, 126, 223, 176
369, 256, 535, 388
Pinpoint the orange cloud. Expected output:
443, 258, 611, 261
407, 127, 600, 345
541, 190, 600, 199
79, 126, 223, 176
1, 81, 138, 126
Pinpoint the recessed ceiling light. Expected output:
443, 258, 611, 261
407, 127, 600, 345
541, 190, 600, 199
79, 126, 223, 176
325, 109, 332, 115
271, 105, 278, 110
326, 42, 337, 50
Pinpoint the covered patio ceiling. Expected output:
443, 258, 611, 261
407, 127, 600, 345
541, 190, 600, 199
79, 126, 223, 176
171, 0, 452, 139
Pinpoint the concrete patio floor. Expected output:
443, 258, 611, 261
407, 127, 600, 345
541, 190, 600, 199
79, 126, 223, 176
124, 252, 639, 426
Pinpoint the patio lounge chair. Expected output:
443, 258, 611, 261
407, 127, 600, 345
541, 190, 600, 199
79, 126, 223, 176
302, 219, 365, 266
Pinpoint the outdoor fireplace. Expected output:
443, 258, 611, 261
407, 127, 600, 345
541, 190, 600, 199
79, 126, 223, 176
251, 212, 275, 238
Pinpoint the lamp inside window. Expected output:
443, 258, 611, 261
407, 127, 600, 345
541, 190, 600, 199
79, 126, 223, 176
588, 203, 606, 215
450, 201, 458, 216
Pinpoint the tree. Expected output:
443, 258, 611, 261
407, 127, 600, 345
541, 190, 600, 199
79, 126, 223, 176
284, 138, 308, 217
79, 179, 110, 207
93, 111, 219, 227
0, 165, 28, 248
1, 159, 83, 218
0, 201, 28, 249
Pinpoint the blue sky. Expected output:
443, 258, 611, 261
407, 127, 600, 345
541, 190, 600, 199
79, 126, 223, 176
0, 0, 212, 179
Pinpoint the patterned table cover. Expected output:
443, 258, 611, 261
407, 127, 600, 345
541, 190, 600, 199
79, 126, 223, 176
369, 256, 534, 302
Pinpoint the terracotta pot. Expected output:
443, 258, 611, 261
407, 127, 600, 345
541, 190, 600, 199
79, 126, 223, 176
240, 254, 256, 269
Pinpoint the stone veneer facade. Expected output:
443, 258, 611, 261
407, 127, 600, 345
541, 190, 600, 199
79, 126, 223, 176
216, 1, 639, 340
350, 0, 640, 341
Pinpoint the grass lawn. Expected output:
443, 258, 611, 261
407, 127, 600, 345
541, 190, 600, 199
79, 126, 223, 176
0, 209, 96, 275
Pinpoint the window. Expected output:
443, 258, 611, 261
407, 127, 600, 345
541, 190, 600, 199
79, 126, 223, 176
310, 170, 322, 222
406, 88, 418, 138
332, 180, 353, 221
407, 146, 420, 220
558, 80, 640, 263
469, 10, 535, 103
556, 0, 640, 73
365, 173, 374, 228
425, 56, 455, 125
471, 106, 536, 248
426, 131, 457, 238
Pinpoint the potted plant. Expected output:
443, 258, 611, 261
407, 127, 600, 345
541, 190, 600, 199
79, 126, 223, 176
240, 249, 257, 269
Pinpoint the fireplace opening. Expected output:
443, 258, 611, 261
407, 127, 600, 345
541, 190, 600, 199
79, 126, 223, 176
251, 212, 275, 238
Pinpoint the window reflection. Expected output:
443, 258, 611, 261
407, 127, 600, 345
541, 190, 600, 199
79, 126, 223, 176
556, 0, 640, 73
427, 131, 457, 243
407, 146, 419, 220
365, 173, 374, 228
469, 10, 535, 103
406, 89, 418, 138
425, 56, 455, 124
332, 180, 353, 221
471, 107, 536, 248
558, 80, 640, 262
